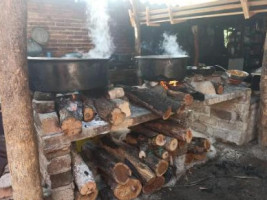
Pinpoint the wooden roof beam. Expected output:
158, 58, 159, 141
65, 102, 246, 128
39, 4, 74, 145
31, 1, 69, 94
240, 0, 250, 19
146, 7, 160, 26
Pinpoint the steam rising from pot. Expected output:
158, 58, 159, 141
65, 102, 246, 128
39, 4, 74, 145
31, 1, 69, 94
160, 32, 187, 57
80, 0, 114, 58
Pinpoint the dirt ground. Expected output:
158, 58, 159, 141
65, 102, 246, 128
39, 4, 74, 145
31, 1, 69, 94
157, 143, 267, 200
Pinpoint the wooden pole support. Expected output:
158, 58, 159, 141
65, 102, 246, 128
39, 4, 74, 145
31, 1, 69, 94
0, 1, 43, 199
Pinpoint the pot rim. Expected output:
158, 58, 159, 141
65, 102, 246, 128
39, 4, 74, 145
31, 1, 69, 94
135, 55, 189, 59
27, 57, 109, 61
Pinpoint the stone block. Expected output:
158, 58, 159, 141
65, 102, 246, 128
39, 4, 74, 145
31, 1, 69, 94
34, 112, 62, 135
51, 183, 74, 200
45, 146, 71, 161
191, 121, 207, 133
47, 154, 71, 175
32, 99, 55, 113
51, 170, 73, 189
210, 108, 232, 121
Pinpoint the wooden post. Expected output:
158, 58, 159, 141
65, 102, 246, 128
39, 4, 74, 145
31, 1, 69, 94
192, 25, 199, 67
259, 32, 267, 146
130, 0, 141, 55
0, 1, 43, 199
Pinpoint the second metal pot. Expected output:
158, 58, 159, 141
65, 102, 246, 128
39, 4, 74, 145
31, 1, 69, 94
135, 55, 189, 81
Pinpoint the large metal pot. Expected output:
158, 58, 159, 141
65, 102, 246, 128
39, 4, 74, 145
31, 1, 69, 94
28, 57, 109, 92
135, 55, 189, 81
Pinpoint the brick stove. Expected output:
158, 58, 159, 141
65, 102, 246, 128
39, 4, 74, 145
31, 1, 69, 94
33, 91, 160, 199
189, 86, 257, 145
31, 76, 256, 200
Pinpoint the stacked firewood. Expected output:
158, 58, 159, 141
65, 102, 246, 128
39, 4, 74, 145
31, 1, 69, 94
54, 87, 130, 135
78, 119, 211, 200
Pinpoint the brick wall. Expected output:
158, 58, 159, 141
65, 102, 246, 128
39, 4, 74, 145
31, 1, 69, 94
28, 0, 134, 57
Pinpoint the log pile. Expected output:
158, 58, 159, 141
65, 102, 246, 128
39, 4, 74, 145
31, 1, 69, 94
78, 119, 211, 199
52, 87, 131, 135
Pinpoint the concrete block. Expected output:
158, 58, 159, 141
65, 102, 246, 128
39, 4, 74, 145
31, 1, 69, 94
51, 170, 73, 189
34, 112, 62, 135
51, 183, 74, 200
47, 154, 71, 175
32, 99, 55, 113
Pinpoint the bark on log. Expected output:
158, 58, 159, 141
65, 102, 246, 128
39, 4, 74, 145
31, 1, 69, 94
71, 150, 97, 195
211, 82, 224, 94
131, 126, 166, 146
107, 87, 125, 99
83, 98, 96, 122
124, 87, 185, 119
152, 147, 169, 160
144, 120, 193, 143
167, 84, 205, 101
100, 136, 164, 194
125, 132, 147, 159
167, 89, 194, 106
259, 32, 267, 146
102, 175, 142, 200
94, 97, 126, 125
0, 1, 43, 199
187, 137, 210, 154
112, 99, 131, 117
82, 143, 132, 185
57, 97, 83, 135
164, 136, 178, 152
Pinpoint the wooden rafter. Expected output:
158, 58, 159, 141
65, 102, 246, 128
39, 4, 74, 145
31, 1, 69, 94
146, 7, 160, 26
240, 0, 250, 19
129, 0, 267, 26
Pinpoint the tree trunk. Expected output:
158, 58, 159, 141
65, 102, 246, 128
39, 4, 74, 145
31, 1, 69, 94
259, 32, 267, 146
0, 1, 43, 199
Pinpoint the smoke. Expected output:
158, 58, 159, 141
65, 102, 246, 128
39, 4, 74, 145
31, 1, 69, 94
83, 0, 114, 58
160, 32, 187, 57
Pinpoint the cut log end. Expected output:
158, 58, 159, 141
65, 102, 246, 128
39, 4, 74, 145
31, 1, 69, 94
139, 150, 146, 159
80, 181, 97, 196
142, 176, 165, 194
177, 104, 186, 115
216, 85, 224, 94
204, 139, 211, 150
156, 160, 169, 176
113, 178, 142, 200
161, 151, 169, 160
108, 108, 126, 126
162, 107, 172, 120
113, 163, 132, 185
152, 134, 166, 146
61, 117, 82, 136
165, 137, 178, 152
186, 129, 193, 143
83, 107, 96, 122
184, 94, 194, 106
